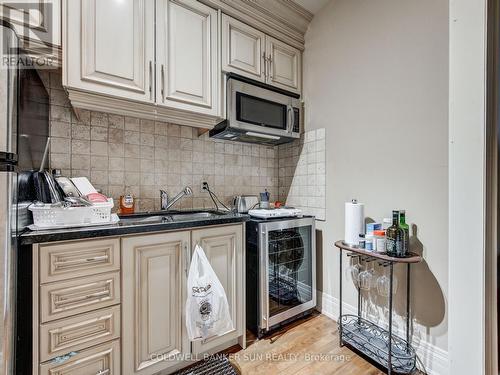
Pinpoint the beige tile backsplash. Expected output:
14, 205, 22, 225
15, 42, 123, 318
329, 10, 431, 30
40, 70, 326, 217
41, 70, 278, 212
278, 128, 326, 220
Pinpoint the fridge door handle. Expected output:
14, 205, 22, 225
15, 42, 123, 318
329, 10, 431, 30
0, 171, 16, 375
259, 226, 270, 331
0, 25, 18, 159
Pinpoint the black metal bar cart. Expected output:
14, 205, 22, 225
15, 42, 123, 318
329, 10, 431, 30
335, 240, 422, 375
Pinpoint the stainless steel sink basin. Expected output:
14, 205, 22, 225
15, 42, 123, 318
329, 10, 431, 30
130, 215, 168, 223
169, 212, 222, 221
119, 210, 227, 225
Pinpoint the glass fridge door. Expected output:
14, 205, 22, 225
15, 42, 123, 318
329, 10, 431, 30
261, 218, 316, 329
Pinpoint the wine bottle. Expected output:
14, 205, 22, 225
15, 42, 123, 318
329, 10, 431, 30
385, 210, 404, 257
399, 210, 410, 255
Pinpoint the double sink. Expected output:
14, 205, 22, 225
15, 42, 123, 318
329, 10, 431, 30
119, 210, 229, 225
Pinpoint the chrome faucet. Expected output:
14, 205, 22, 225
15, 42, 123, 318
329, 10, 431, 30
160, 186, 193, 210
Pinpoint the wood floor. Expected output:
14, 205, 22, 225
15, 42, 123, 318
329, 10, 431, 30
230, 313, 387, 375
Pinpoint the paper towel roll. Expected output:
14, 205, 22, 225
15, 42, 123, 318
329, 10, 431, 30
345, 200, 365, 246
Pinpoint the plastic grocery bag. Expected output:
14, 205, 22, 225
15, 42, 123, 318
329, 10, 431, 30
186, 245, 234, 341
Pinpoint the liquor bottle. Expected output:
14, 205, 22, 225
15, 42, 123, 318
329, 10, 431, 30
399, 210, 410, 255
385, 210, 405, 257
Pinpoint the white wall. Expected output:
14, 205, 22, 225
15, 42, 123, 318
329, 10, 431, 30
303, 0, 450, 370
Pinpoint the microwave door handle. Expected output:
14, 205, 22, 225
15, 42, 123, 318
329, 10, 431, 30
286, 105, 293, 133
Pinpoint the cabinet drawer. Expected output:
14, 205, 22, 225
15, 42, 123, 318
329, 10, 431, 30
39, 339, 120, 375
40, 272, 120, 323
40, 305, 120, 362
40, 238, 120, 284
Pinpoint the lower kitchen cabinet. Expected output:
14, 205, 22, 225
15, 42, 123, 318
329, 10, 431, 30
191, 225, 244, 354
39, 271, 121, 323
39, 340, 121, 375
121, 231, 191, 375
39, 305, 121, 362
31, 224, 244, 375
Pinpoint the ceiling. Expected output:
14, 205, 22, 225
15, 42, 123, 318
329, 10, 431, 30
292, 0, 330, 15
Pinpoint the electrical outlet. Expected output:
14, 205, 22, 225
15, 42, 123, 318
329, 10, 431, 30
201, 181, 209, 192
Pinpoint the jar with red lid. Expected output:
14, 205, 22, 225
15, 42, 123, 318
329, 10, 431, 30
373, 230, 386, 252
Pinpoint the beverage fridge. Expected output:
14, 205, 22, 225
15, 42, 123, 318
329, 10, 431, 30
246, 216, 316, 338
0, 20, 49, 375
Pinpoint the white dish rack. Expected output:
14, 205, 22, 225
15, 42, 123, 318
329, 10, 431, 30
29, 199, 115, 229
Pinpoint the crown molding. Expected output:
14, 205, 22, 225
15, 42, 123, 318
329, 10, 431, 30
199, 0, 312, 50
276, 0, 314, 23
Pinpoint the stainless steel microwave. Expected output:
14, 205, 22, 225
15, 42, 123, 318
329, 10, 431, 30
209, 74, 301, 145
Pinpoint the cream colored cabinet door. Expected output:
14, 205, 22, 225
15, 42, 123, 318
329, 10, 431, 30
191, 224, 244, 354
156, 0, 220, 116
122, 231, 191, 375
221, 14, 265, 82
64, 0, 155, 102
1, 0, 61, 47
265, 35, 301, 93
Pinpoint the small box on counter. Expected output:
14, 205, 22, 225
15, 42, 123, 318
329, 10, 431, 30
366, 222, 382, 234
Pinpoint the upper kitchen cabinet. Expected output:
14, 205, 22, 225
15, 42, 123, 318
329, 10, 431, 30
156, 0, 221, 117
266, 35, 302, 93
221, 14, 302, 94
63, 0, 155, 103
62, 0, 309, 127
63, 0, 221, 127
221, 14, 265, 82
1, 0, 62, 65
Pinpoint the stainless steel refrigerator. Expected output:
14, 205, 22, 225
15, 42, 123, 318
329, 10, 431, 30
0, 20, 49, 375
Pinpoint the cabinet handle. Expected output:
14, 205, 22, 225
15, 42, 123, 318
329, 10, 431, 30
149, 61, 152, 100
96, 370, 110, 375
262, 52, 267, 80
161, 64, 165, 103
50, 351, 78, 364
184, 242, 190, 277
53, 255, 109, 267
268, 54, 273, 80
54, 290, 110, 306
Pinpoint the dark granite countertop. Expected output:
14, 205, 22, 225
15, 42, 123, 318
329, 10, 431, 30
20, 210, 249, 245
